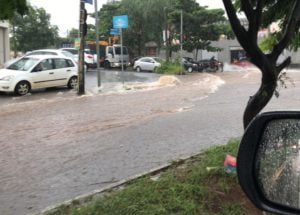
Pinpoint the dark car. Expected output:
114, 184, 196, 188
198, 57, 224, 72
182, 57, 199, 73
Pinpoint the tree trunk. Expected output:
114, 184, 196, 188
138, 33, 142, 56
195, 48, 199, 61
243, 73, 278, 129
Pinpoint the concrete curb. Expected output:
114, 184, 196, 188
36, 154, 198, 215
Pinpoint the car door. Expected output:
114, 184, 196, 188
140, 58, 153, 71
52, 58, 73, 86
30, 58, 57, 89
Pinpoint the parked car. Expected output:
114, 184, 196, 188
182, 57, 199, 73
232, 57, 252, 67
133, 57, 162, 72
60, 48, 96, 69
4, 49, 76, 68
129, 56, 142, 67
0, 55, 78, 96
198, 57, 224, 72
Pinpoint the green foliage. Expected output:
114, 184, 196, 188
235, 0, 300, 51
156, 60, 184, 75
168, 0, 232, 56
259, 34, 278, 52
0, 0, 27, 20
47, 139, 246, 215
10, 5, 59, 52
98, 0, 230, 57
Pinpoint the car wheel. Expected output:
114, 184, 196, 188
15, 81, 31, 96
136, 66, 141, 72
68, 76, 78, 89
187, 67, 193, 73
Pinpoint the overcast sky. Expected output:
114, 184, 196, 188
28, 0, 225, 36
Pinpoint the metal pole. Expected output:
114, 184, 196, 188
78, 0, 85, 95
180, 9, 183, 75
120, 28, 124, 86
94, 0, 101, 88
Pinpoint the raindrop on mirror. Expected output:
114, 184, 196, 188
256, 119, 300, 209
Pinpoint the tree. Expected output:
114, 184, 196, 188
98, 0, 230, 58
98, 0, 173, 56
0, 0, 27, 20
10, 5, 59, 52
121, 0, 171, 56
68, 28, 80, 41
168, 0, 232, 59
222, 0, 300, 129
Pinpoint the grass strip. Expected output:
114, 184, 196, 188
46, 138, 262, 215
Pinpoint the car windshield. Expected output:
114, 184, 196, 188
7, 57, 39, 71
115, 47, 128, 55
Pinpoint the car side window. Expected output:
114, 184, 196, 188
33, 59, 53, 72
108, 47, 114, 55
54, 58, 68, 69
40, 59, 54, 70
141, 58, 151, 63
66, 59, 75, 67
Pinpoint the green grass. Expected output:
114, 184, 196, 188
46, 139, 253, 215
156, 60, 185, 75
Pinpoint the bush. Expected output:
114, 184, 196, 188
156, 60, 185, 75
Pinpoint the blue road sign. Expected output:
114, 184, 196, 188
110, 28, 120, 35
113, 15, 129, 29
84, 0, 93, 4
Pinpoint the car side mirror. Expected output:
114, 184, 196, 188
238, 111, 300, 215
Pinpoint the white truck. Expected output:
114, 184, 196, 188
86, 41, 129, 69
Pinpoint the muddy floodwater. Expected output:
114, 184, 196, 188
2, 68, 300, 215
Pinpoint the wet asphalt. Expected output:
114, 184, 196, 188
1, 69, 300, 215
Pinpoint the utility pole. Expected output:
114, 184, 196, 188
78, 0, 86, 95
94, 0, 101, 88
164, 7, 169, 61
120, 28, 125, 86
180, 9, 183, 75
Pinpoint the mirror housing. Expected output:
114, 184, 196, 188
238, 111, 300, 215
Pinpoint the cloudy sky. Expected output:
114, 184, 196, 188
28, 0, 225, 36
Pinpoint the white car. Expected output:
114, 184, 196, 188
0, 55, 78, 96
60, 48, 96, 69
133, 57, 162, 72
4, 49, 76, 68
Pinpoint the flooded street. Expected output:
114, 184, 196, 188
0, 69, 161, 106
1, 68, 300, 214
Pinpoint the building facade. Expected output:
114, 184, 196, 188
0, 21, 10, 68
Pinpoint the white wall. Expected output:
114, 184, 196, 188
0, 21, 10, 68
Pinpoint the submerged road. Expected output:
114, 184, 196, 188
1, 69, 300, 214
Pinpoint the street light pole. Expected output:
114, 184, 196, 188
94, 0, 101, 88
120, 28, 125, 86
